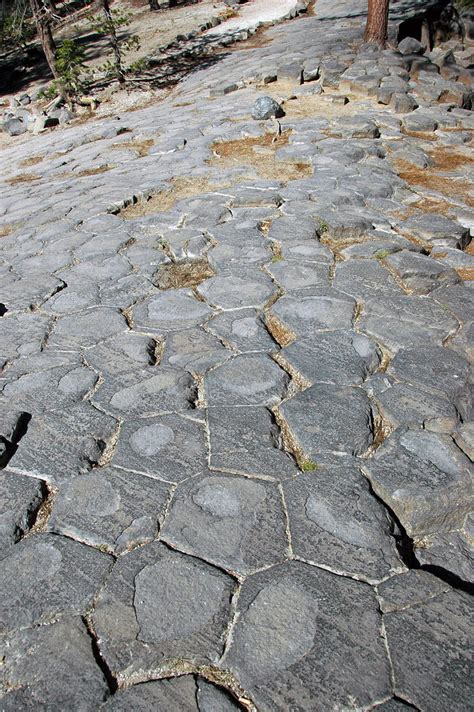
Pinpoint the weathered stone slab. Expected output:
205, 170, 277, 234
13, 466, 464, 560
383, 250, 460, 293
0, 471, 45, 553
112, 414, 207, 481
281, 330, 380, 386
414, 513, 473, 584
6, 403, 118, 485
161, 472, 289, 575
377, 570, 450, 614
0, 533, 112, 632
48, 307, 128, 350
283, 464, 403, 581
208, 405, 297, 478
92, 542, 235, 680
223, 561, 391, 710
0, 617, 109, 710
198, 269, 276, 309
267, 260, 330, 291
281, 383, 374, 457
207, 308, 277, 352
0, 312, 51, 368
384, 587, 473, 711
399, 214, 470, 249
205, 354, 288, 407
453, 422, 474, 461
132, 289, 213, 333
359, 295, 458, 352
388, 344, 471, 421
48, 467, 172, 554
92, 367, 195, 417
85, 332, 159, 376
362, 429, 474, 538
268, 216, 318, 242
333, 259, 402, 300
268, 287, 356, 340
162, 328, 231, 373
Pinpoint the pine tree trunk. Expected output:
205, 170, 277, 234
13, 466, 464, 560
149, 0, 160, 10
364, 0, 390, 46
100, 0, 125, 84
30, 0, 58, 78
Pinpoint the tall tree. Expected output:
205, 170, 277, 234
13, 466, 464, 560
98, 0, 125, 84
364, 0, 390, 46
29, 0, 58, 77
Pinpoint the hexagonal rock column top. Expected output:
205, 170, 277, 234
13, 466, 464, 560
132, 289, 214, 333
0, 471, 45, 554
161, 473, 289, 576
207, 405, 297, 479
0, 533, 112, 633
205, 354, 289, 407
101, 675, 240, 711
359, 295, 458, 353
92, 542, 236, 681
0, 617, 109, 710
47, 307, 128, 350
92, 366, 195, 418
362, 429, 474, 539
197, 268, 277, 310
380, 572, 473, 712
387, 344, 471, 421
222, 561, 391, 710
280, 330, 380, 386
280, 383, 374, 458
267, 287, 356, 341
282, 464, 404, 582
48, 466, 172, 554
207, 308, 277, 353
112, 414, 207, 482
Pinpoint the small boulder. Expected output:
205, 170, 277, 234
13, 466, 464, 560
251, 96, 284, 120
2, 117, 27, 136
398, 36, 426, 55
48, 107, 75, 124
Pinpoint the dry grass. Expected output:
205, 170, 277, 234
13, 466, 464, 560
6, 172, 41, 185
428, 146, 474, 171
154, 258, 215, 290
465, 241, 474, 256
112, 138, 154, 157
401, 128, 438, 142
74, 164, 115, 177
210, 130, 312, 181
119, 175, 228, 218
0, 223, 17, 238
264, 312, 295, 347
394, 159, 474, 206
456, 267, 474, 281
20, 154, 44, 167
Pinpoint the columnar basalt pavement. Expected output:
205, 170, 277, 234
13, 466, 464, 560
0, 0, 473, 709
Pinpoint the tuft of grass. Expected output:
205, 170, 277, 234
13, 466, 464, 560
318, 219, 329, 234
6, 172, 41, 185
374, 249, 391, 260
300, 459, 318, 472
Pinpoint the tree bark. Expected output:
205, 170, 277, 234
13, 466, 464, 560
149, 0, 160, 10
29, 0, 58, 77
364, 0, 390, 46
99, 0, 125, 84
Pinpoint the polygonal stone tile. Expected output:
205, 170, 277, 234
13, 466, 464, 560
0, 533, 112, 632
92, 543, 236, 680
102, 676, 240, 711
162, 328, 231, 373
268, 288, 356, 341
280, 383, 374, 458
384, 586, 472, 711
59, 254, 132, 283
414, 514, 473, 584
208, 232, 270, 269
132, 289, 213, 332
85, 332, 159, 377
383, 250, 460, 294
388, 344, 471, 420
0, 312, 51, 367
207, 309, 277, 353
6, 403, 118, 485
92, 367, 195, 417
281, 330, 380, 386
2, 275, 67, 314
267, 261, 330, 291
112, 414, 207, 482
368, 375, 459, 433
377, 570, 450, 614
223, 561, 391, 710
48, 467, 172, 554
205, 354, 288, 407
333, 260, 402, 300
161, 473, 289, 576
399, 213, 470, 249
208, 406, 297, 478
359, 295, 458, 352
0, 471, 45, 553
1, 364, 98, 414
99, 273, 155, 309
48, 307, 128, 350
283, 464, 404, 582
197, 268, 276, 309
0, 617, 109, 710
279, 238, 333, 263
268, 216, 318, 242
43, 284, 100, 314
362, 429, 474, 538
